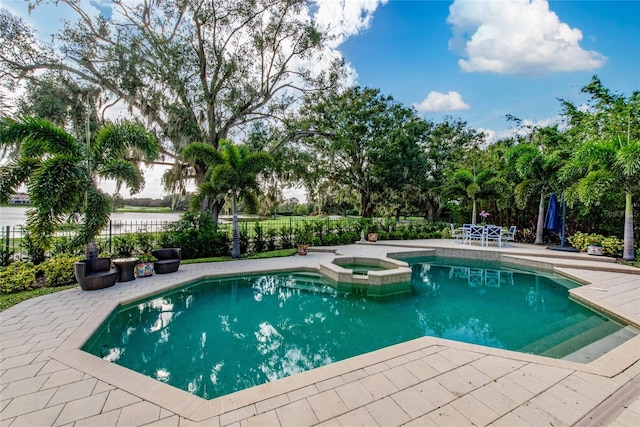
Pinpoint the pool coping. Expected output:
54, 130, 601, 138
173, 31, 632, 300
48, 244, 640, 422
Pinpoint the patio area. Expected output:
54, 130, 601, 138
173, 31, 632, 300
1, 240, 639, 426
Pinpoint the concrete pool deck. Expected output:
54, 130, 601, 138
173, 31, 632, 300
0, 240, 638, 426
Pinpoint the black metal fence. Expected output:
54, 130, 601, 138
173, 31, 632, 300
1, 216, 435, 261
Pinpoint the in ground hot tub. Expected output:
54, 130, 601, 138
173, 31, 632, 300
318, 256, 412, 296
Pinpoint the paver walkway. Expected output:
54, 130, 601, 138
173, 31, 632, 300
1, 241, 639, 426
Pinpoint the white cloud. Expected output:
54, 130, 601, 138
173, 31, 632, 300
447, 0, 605, 74
481, 115, 563, 144
413, 91, 470, 113
313, 0, 388, 48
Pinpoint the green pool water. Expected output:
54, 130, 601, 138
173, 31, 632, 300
83, 257, 636, 400
336, 262, 389, 275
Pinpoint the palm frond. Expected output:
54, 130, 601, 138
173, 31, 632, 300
616, 139, 640, 181
73, 186, 111, 247
182, 142, 222, 166
28, 155, 85, 214
7, 116, 81, 158
98, 159, 145, 195
0, 157, 39, 202
514, 179, 538, 209
95, 122, 159, 163
577, 169, 616, 206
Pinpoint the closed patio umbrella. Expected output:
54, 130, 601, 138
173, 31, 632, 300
544, 193, 560, 232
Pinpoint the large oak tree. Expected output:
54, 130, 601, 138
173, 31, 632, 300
1, 0, 342, 220
296, 86, 428, 218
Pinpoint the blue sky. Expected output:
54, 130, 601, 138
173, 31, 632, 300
4, 0, 639, 198
336, 0, 639, 140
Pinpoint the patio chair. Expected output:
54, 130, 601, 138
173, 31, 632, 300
151, 248, 182, 274
75, 257, 118, 291
465, 225, 485, 245
485, 225, 502, 247
503, 226, 517, 246
450, 223, 465, 243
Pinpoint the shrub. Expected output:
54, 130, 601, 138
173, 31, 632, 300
0, 245, 14, 267
158, 212, 230, 259
568, 231, 624, 257
265, 228, 278, 251
113, 235, 136, 257
253, 222, 266, 253
514, 228, 536, 244
23, 231, 45, 264
51, 236, 82, 256
441, 226, 452, 239
134, 232, 156, 254
239, 223, 249, 254
0, 262, 36, 294
38, 254, 82, 287
280, 226, 293, 249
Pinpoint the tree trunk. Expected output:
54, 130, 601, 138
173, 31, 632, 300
211, 200, 223, 224
426, 200, 435, 222
471, 199, 477, 225
232, 193, 240, 258
623, 190, 635, 260
361, 191, 374, 218
535, 191, 545, 245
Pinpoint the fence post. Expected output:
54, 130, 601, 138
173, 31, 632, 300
4, 226, 9, 257
109, 221, 112, 254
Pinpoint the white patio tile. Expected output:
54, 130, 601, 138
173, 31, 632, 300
40, 368, 85, 390
115, 401, 162, 426
239, 410, 280, 427
334, 380, 375, 410
54, 393, 107, 426
275, 399, 318, 427
365, 396, 411, 426
1, 374, 50, 400
306, 389, 348, 422
47, 378, 99, 407
103, 388, 143, 412
390, 386, 435, 419
334, 406, 378, 426
425, 403, 474, 426
450, 394, 500, 426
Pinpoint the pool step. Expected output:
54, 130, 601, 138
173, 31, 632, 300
518, 314, 610, 356
278, 272, 337, 294
539, 320, 622, 359
562, 326, 639, 363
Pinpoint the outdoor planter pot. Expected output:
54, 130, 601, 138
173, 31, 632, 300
135, 261, 155, 278
296, 244, 309, 256
587, 244, 603, 256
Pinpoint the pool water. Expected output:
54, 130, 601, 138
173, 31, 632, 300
83, 258, 636, 400
337, 263, 389, 275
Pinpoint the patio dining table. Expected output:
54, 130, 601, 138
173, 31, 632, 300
459, 225, 510, 247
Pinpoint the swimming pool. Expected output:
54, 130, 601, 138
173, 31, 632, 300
83, 257, 637, 400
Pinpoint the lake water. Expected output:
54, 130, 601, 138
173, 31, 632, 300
0, 206, 183, 228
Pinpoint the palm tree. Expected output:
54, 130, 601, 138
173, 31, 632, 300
182, 140, 272, 258
0, 116, 159, 254
448, 167, 507, 225
561, 77, 639, 260
507, 137, 565, 245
